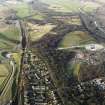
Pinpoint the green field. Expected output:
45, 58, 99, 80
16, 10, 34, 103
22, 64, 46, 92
40, 0, 82, 12
31, 13, 45, 20
28, 22, 56, 42
0, 51, 21, 102
0, 62, 11, 89
40, 0, 99, 12
59, 31, 96, 48
0, 25, 20, 50
14, 3, 31, 18
67, 18, 81, 25
12, 2, 45, 20
83, 1, 100, 12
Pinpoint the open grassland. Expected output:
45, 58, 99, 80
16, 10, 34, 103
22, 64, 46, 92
40, 0, 82, 12
30, 13, 46, 20
0, 77, 6, 86
64, 18, 81, 25
12, 2, 44, 20
40, 0, 100, 12
53, 16, 81, 25
0, 54, 4, 60
12, 52, 21, 93
59, 31, 96, 48
83, 1, 100, 12
14, 3, 31, 18
0, 1, 45, 20
0, 61, 13, 103
73, 63, 81, 80
0, 52, 21, 102
12, 52, 21, 65
0, 2, 31, 19
0, 64, 9, 87
0, 25, 20, 41
0, 24, 20, 50
31, 14, 44, 20
28, 22, 56, 42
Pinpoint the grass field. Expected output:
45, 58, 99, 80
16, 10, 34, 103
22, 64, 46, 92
40, 0, 82, 12
40, 0, 99, 12
0, 2, 32, 19
13, 2, 44, 20
83, 1, 100, 12
0, 26, 20, 40
31, 14, 44, 20
73, 63, 81, 79
66, 61, 81, 79
12, 52, 21, 65
0, 64, 9, 86
65, 18, 81, 25
28, 22, 56, 42
0, 51, 21, 103
13, 3, 31, 18
0, 25, 20, 50
59, 31, 96, 48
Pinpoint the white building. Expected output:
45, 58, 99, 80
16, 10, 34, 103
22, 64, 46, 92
85, 44, 104, 51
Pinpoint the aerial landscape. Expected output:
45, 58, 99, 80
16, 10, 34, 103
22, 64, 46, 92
0, 0, 105, 105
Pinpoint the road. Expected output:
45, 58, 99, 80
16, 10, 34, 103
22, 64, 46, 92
0, 60, 15, 105
18, 18, 65, 105
19, 20, 28, 50
79, 11, 105, 42
0, 19, 28, 105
